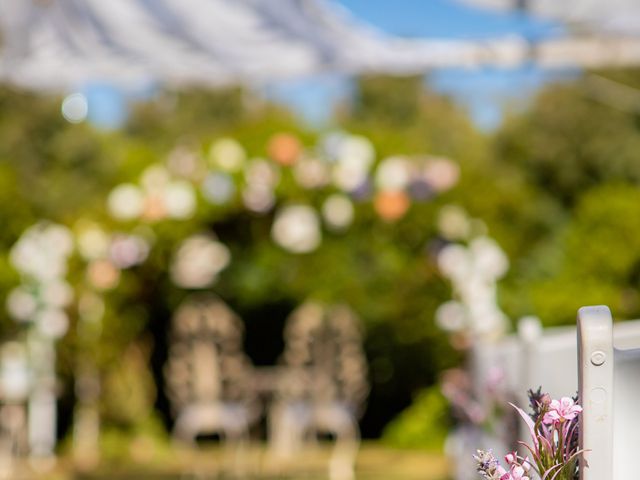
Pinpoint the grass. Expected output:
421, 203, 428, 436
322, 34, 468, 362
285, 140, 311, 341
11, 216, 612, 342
4, 443, 451, 480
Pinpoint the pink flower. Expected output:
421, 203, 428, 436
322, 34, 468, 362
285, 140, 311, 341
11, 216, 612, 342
504, 452, 517, 465
501, 454, 531, 480
508, 466, 530, 480
543, 396, 583, 424
482, 392, 585, 480
498, 465, 529, 480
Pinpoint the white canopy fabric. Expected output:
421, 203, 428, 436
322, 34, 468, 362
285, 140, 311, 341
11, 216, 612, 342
0, 0, 509, 90
458, 0, 640, 36
1, 0, 640, 91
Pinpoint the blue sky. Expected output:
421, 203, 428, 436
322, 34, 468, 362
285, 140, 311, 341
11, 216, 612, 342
86, 0, 577, 131
265, 0, 575, 130
337, 0, 559, 39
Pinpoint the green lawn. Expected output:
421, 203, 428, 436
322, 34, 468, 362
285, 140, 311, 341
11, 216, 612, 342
12, 444, 450, 480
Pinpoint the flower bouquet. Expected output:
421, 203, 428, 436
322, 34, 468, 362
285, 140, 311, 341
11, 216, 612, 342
475, 388, 584, 480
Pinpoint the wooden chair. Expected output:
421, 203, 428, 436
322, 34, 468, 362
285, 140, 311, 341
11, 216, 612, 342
268, 302, 369, 480
0, 342, 30, 474
164, 294, 258, 460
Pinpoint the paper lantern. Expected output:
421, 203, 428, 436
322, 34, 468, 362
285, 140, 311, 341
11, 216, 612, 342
267, 133, 301, 166
373, 191, 410, 222
271, 205, 321, 253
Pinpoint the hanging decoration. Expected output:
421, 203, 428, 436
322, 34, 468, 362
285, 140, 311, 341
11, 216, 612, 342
434, 207, 510, 347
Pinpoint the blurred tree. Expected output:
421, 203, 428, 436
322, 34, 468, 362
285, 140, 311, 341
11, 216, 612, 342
527, 183, 640, 325
493, 69, 640, 323
348, 75, 423, 127
496, 69, 640, 207
381, 386, 450, 451
126, 87, 308, 152
4, 67, 640, 452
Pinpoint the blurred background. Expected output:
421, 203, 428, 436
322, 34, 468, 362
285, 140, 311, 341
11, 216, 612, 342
1, 0, 640, 478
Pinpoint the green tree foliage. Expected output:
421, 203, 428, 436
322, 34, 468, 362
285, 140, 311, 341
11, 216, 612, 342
528, 183, 640, 324
496, 70, 640, 207
0, 80, 472, 440
382, 386, 450, 451
495, 69, 640, 323
3, 68, 640, 449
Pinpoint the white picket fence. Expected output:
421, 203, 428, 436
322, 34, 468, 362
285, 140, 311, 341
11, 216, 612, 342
449, 320, 580, 480
470, 317, 581, 433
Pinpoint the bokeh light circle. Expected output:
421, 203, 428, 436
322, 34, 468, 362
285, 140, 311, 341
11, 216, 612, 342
61, 93, 88, 123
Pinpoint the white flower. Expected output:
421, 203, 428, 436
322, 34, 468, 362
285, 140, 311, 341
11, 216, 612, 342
41, 280, 73, 308
6, 287, 37, 322
209, 138, 246, 172
242, 184, 275, 213
436, 235, 510, 339
271, 205, 321, 254
437, 244, 471, 280
337, 134, 374, 166
334, 168, 370, 192
166, 146, 202, 179
43, 224, 74, 257
332, 164, 367, 192
293, 157, 330, 189
37, 308, 69, 339
437, 205, 471, 241
140, 165, 171, 193
7, 222, 74, 340
423, 157, 460, 192
76, 223, 110, 260
322, 194, 354, 231
321, 131, 347, 161
107, 184, 144, 220
170, 234, 231, 288
109, 234, 150, 269
9, 222, 73, 281
201, 172, 235, 205
375, 156, 412, 192
245, 158, 280, 188
435, 301, 467, 332
164, 180, 196, 219
0, 343, 31, 401
470, 236, 509, 280
331, 135, 375, 192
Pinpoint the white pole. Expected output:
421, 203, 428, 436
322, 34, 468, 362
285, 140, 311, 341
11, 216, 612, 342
577, 306, 614, 480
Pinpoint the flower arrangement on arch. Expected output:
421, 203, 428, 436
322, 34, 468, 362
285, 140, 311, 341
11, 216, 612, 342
474, 388, 584, 480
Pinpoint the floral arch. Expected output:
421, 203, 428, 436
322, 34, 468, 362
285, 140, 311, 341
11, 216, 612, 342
3, 129, 471, 460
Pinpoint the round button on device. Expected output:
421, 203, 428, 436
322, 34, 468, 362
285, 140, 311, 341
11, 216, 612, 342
590, 350, 606, 366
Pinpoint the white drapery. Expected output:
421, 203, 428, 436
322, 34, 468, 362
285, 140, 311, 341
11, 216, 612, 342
1, 0, 640, 91
458, 0, 640, 36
